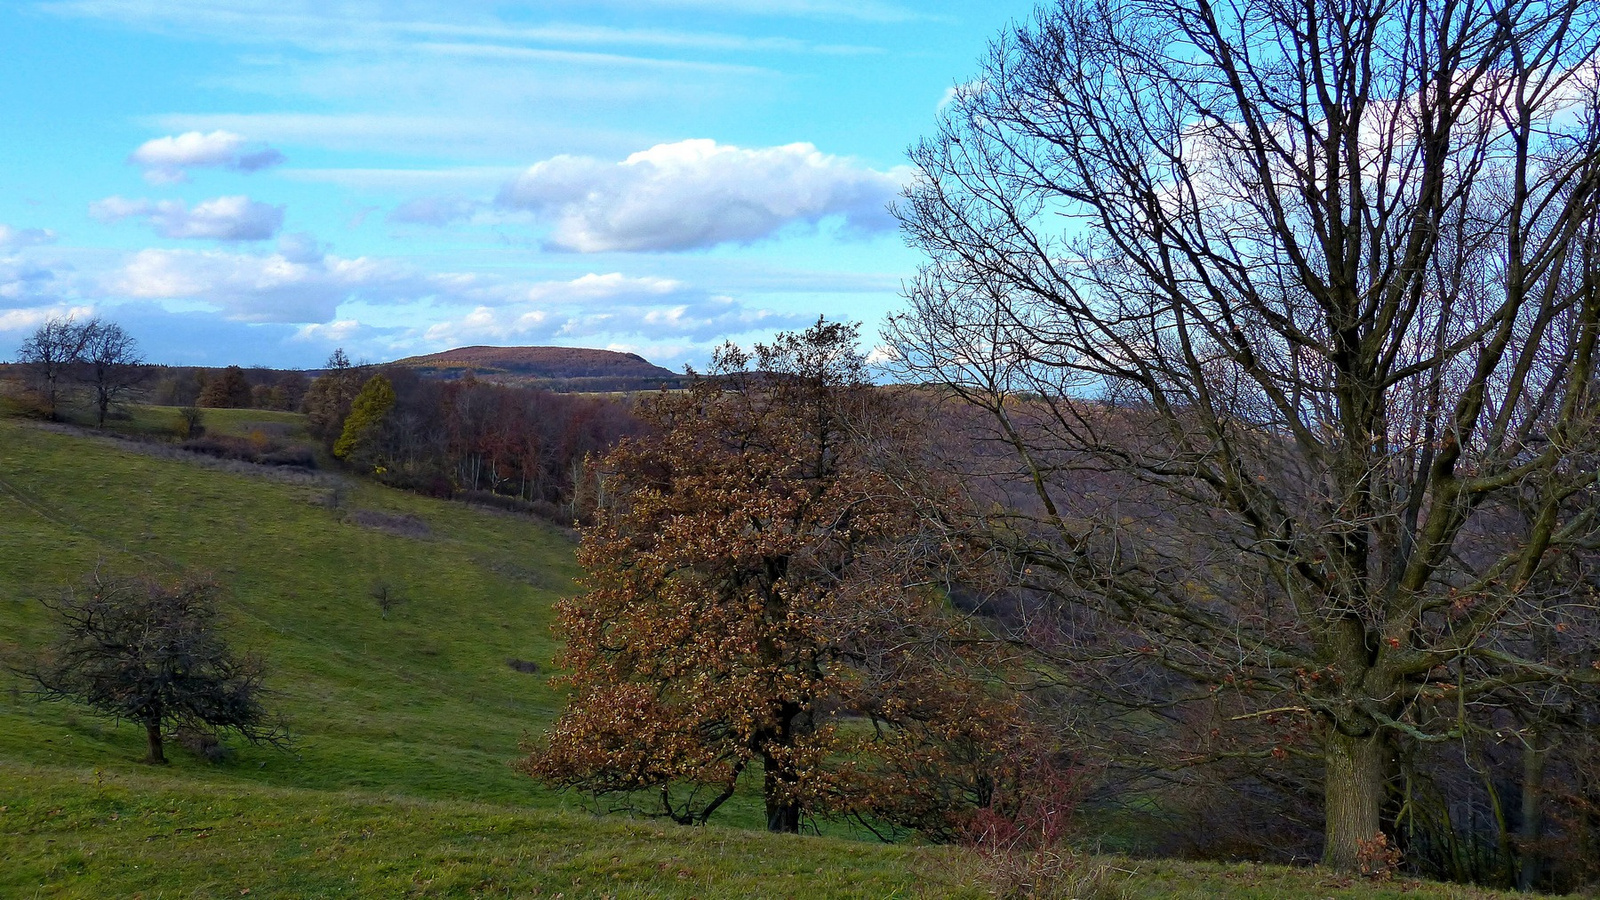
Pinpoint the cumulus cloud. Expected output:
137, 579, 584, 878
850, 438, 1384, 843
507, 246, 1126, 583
496, 139, 906, 252
524, 271, 684, 303
0, 259, 64, 307
938, 80, 989, 112
109, 246, 441, 323
129, 131, 286, 184
0, 224, 59, 252
293, 319, 364, 343
92, 195, 286, 241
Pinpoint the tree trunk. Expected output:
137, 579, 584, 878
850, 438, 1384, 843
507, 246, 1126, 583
763, 759, 800, 834
1517, 733, 1547, 891
1323, 728, 1386, 870
145, 721, 166, 765
761, 701, 806, 834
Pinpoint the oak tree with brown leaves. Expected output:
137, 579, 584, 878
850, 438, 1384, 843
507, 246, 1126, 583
524, 321, 1022, 836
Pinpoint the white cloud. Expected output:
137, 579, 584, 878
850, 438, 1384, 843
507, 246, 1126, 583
938, 79, 988, 112
0, 305, 96, 334
148, 113, 649, 162
109, 246, 441, 322
423, 270, 807, 345
0, 233, 73, 309
0, 225, 59, 252
524, 272, 684, 303
91, 195, 285, 241
497, 139, 907, 252
128, 131, 286, 184
293, 318, 363, 343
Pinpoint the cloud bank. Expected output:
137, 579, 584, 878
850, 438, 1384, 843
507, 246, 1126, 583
92, 195, 285, 241
424, 271, 808, 346
496, 139, 905, 252
129, 131, 286, 184
107, 238, 437, 323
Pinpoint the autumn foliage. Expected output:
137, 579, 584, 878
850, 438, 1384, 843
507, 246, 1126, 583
523, 321, 1023, 835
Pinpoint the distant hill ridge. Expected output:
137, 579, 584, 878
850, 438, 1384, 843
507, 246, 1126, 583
389, 346, 677, 381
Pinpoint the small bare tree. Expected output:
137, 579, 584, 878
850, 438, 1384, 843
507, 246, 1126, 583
20, 572, 286, 764
892, 0, 1600, 872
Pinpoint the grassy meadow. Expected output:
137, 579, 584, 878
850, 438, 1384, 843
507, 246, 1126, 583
0, 406, 1576, 897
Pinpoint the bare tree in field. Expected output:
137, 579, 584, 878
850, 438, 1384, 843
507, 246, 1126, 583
20, 573, 286, 765
80, 318, 144, 427
891, 0, 1600, 872
16, 315, 91, 419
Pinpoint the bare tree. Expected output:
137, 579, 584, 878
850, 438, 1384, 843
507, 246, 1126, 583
19, 572, 286, 765
15, 315, 91, 419
891, 0, 1600, 872
80, 318, 144, 427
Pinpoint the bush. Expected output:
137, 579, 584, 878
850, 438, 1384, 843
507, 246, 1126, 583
176, 405, 204, 438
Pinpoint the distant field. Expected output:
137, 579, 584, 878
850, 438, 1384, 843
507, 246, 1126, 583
0, 412, 1571, 897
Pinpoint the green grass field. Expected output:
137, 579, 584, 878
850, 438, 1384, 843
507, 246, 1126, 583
0, 410, 1573, 897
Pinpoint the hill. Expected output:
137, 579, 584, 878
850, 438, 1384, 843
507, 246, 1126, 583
395, 342, 681, 381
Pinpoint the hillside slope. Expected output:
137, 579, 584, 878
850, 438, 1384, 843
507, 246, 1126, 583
0, 414, 578, 804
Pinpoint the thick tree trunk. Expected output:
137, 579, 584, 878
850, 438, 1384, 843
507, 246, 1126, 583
764, 784, 800, 833
1323, 728, 1386, 870
762, 752, 801, 833
761, 701, 806, 834
145, 721, 166, 765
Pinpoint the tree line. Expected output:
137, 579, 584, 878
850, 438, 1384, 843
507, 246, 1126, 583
303, 351, 640, 518
10, 323, 641, 518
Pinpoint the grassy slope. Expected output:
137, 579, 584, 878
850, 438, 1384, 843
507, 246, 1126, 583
0, 411, 1566, 898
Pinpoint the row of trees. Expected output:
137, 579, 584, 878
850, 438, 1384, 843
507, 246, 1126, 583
16, 316, 143, 426
304, 352, 640, 516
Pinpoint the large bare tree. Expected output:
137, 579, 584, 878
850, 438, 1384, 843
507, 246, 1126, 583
891, 0, 1600, 870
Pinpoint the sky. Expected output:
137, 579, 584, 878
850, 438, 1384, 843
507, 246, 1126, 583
0, 0, 1037, 371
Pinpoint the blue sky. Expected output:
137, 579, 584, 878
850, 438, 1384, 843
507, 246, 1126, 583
0, 0, 1036, 370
